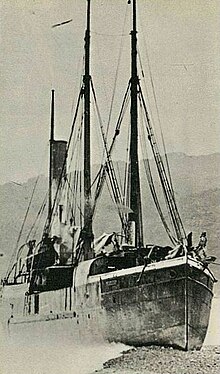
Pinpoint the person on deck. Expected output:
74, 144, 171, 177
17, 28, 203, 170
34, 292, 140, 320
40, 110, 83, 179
195, 232, 207, 260
26, 240, 36, 272
38, 233, 59, 267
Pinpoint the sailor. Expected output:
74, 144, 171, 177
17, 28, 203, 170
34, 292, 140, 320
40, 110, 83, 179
38, 233, 59, 266
45, 235, 59, 263
38, 233, 49, 253
112, 232, 120, 252
51, 236, 59, 263
26, 240, 36, 272
195, 232, 207, 260
27, 240, 35, 255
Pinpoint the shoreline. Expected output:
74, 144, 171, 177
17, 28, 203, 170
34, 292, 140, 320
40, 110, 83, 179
93, 345, 220, 374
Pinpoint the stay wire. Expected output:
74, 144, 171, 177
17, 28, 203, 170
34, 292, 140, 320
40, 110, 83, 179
93, 84, 131, 226
138, 84, 186, 241
123, 123, 130, 208
92, 82, 130, 205
45, 87, 83, 234
140, 97, 176, 238
137, 16, 174, 195
90, 81, 128, 231
26, 191, 48, 242
91, 84, 128, 229
139, 102, 177, 245
5, 175, 41, 279
106, 4, 128, 137
65, 176, 84, 220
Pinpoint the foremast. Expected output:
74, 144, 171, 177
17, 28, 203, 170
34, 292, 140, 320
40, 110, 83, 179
128, 0, 143, 248
82, 0, 94, 259
46, 1, 94, 260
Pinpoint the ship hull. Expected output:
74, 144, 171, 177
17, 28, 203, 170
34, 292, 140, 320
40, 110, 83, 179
100, 261, 213, 350
1, 257, 214, 350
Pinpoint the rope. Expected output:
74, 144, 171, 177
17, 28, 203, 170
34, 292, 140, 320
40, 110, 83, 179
106, 4, 128, 137
92, 82, 130, 210
90, 80, 125, 228
139, 107, 177, 245
26, 192, 48, 241
5, 175, 41, 280
138, 84, 186, 242
45, 87, 83, 234
122, 127, 130, 209
65, 176, 84, 220
138, 12, 175, 195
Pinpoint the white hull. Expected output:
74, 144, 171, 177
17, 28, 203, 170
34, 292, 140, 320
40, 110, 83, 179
1, 257, 215, 350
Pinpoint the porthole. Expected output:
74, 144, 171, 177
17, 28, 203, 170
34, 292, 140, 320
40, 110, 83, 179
170, 270, 177, 279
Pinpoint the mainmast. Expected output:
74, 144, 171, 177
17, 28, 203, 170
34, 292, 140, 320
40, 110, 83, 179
128, 0, 143, 247
83, 0, 93, 259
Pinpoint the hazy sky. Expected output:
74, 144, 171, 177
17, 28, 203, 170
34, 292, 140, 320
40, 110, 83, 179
1, 0, 220, 185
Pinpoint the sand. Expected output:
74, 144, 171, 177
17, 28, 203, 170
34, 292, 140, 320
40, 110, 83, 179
94, 345, 220, 374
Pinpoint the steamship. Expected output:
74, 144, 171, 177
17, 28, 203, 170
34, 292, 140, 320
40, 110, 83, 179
1, 0, 216, 350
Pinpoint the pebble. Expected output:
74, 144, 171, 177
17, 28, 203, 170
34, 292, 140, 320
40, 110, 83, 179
94, 345, 220, 374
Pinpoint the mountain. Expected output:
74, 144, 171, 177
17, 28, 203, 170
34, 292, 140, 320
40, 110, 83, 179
0, 153, 219, 293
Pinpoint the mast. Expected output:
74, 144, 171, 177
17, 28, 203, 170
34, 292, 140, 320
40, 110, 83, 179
83, 0, 93, 259
128, 0, 143, 247
48, 89, 55, 221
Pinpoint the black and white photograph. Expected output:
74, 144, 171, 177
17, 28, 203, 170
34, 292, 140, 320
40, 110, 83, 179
0, 1, 219, 373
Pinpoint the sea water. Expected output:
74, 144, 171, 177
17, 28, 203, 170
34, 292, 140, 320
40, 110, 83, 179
0, 297, 219, 374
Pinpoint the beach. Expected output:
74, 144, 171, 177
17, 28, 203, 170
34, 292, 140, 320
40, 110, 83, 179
95, 346, 220, 374
0, 298, 219, 374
